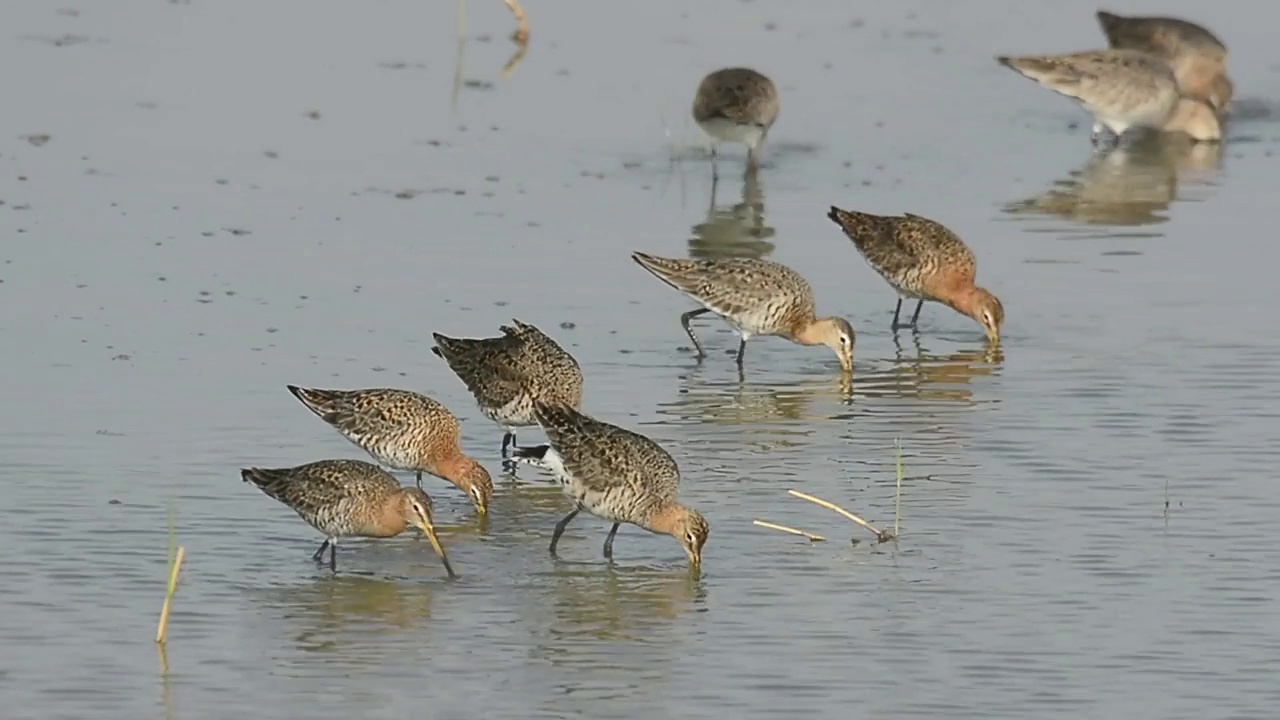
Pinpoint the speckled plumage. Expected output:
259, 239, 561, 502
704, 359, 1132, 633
692, 67, 779, 170
1096, 10, 1232, 113
431, 320, 582, 457
827, 206, 1004, 343
512, 401, 708, 568
241, 458, 455, 576
631, 252, 854, 373
996, 50, 1220, 142
286, 386, 493, 513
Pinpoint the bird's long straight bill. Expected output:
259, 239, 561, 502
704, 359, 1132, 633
418, 522, 457, 578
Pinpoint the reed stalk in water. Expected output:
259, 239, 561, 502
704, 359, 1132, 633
156, 501, 187, 644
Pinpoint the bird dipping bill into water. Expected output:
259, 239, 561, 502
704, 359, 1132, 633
692, 67, 779, 177
995, 50, 1221, 144
1095, 10, 1233, 115
826, 206, 1004, 344
286, 386, 493, 514
631, 252, 854, 374
241, 458, 456, 577
431, 320, 583, 461
511, 400, 708, 569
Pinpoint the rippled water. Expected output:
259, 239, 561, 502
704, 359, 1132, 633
3, 0, 1280, 718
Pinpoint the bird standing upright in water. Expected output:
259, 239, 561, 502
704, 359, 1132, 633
693, 67, 779, 179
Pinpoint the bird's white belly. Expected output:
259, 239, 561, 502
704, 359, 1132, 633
698, 118, 765, 149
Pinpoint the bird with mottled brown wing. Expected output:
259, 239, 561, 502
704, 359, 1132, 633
532, 400, 680, 500
631, 254, 815, 321
432, 331, 526, 409
243, 460, 397, 532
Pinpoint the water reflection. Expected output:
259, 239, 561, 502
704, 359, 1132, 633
450, 0, 530, 114
253, 576, 436, 653
1003, 133, 1223, 226
855, 333, 1003, 405
688, 167, 776, 260
655, 370, 851, 433
543, 566, 704, 644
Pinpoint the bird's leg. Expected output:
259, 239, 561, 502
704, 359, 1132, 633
312, 539, 330, 563
908, 299, 925, 328
1091, 123, 1120, 152
746, 144, 761, 173
329, 540, 337, 572
603, 523, 620, 560
501, 431, 518, 472
710, 144, 719, 182
549, 507, 580, 556
681, 308, 711, 359
891, 298, 905, 330
735, 338, 748, 369
415, 470, 423, 489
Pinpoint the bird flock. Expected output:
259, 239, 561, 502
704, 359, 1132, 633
241, 9, 1233, 578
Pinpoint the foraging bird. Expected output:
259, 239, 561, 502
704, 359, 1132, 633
286, 386, 493, 514
631, 252, 854, 374
1095, 10, 1232, 115
826, 206, 1004, 344
241, 459, 456, 577
996, 50, 1221, 144
511, 400, 708, 569
693, 67, 780, 177
431, 320, 582, 460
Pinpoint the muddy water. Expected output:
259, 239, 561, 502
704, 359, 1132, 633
2, 0, 1279, 718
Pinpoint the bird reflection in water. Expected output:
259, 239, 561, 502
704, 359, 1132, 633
656, 369, 853, 434
859, 332, 1003, 405
542, 565, 705, 643
1003, 132, 1223, 226
252, 575, 437, 655
689, 165, 776, 260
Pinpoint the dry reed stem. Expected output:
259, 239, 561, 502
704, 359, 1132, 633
155, 546, 186, 644
503, 0, 529, 44
753, 519, 826, 542
788, 489, 895, 543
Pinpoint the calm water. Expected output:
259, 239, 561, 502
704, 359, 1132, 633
2, 1, 1279, 718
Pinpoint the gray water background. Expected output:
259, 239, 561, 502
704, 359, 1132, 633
2, 1, 1279, 718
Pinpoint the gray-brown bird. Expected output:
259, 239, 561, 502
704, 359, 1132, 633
827, 206, 1004, 344
632, 252, 854, 374
431, 320, 582, 461
996, 50, 1221, 144
241, 458, 456, 576
511, 400, 708, 570
693, 67, 780, 177
287, 386, 493, 514
1096, 10, 1232, 115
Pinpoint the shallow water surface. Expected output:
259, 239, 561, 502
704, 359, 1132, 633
2, 0, 1280, 718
